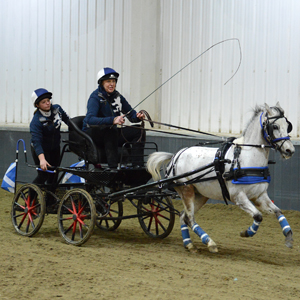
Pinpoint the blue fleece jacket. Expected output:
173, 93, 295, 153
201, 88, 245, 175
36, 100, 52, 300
82, 86, 140, 131
30, 104, 69, 156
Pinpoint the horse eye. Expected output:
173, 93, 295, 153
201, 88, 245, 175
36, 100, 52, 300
273, 124, 279, 130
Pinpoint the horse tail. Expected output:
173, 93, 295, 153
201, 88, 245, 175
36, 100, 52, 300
147, 152, 173, 181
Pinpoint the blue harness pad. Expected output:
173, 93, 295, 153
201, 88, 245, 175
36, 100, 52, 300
231, 167, 271, 185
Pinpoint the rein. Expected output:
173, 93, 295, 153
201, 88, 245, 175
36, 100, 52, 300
119, 124, 199, 138
141, 105, 292, 152
120, 109, 153, 144
120, 106, 292, 158
140, 118, 284, 151
143, 118, 225, 139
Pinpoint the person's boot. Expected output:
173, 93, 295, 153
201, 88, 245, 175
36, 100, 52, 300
105, 143, 119, 168
131, 142, 144, 168
102, 127, 119, 168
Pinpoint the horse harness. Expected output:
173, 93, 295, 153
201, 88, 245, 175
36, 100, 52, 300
164, 106, 292, 205
166, 138, 271, 206
209, 138, 270, 205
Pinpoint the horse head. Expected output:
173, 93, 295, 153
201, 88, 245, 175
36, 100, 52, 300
261, 102, 295, 159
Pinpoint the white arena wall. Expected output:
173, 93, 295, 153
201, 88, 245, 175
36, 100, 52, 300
1, 0, 300, 210
1, 0, 300, 138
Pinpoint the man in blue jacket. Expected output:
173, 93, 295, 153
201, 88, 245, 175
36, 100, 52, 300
82, 67, 145, 168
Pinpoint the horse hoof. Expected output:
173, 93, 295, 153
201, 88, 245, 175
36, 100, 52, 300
240, 230, 249, 237
285, 240, 293, 248
285, 234, 294, 248
208, 245, 218, 253
185, 243, 197, 252
208, 240, 218, 253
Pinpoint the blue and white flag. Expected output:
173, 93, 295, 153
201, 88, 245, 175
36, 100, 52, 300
1, 162, 16, 193
62, 160, 86, 183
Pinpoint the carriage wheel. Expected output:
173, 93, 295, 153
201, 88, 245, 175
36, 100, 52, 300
57, 188, 96, 246
11, 183, 46, 237
137, 196, 175, 239
95, 200, 123, 231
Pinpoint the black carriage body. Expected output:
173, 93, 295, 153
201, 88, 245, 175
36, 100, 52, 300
11, 117, 177, 245
59, 166, 152, 187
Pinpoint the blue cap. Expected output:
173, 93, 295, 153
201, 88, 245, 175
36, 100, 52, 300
31, 88, 52, 107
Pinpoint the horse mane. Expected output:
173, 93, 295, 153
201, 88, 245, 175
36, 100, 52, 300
242, 105, 265, 136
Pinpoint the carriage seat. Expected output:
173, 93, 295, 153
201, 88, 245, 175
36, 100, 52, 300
68, 116, 128, 165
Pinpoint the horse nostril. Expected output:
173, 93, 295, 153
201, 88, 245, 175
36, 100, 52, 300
285, 148, 294, 156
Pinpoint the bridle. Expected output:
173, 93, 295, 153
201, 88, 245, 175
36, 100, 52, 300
260, 107, 292, 151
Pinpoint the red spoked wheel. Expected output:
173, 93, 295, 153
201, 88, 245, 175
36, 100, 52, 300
95, 200, 123, 231
137, 196, 175, 239
57, 188, 96, 246
11, 183, 46, 236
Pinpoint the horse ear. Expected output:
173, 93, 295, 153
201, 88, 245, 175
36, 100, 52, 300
276, 101, 281, 108
275, 101, 284, 113
264, 103, 272, 114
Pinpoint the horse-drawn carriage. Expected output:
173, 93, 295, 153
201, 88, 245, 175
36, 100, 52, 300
11, 116, 178, 246
9, 103, 296, 252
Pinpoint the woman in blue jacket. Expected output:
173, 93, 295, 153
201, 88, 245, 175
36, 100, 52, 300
82, 67, 145, 168
30, 88, 69, 206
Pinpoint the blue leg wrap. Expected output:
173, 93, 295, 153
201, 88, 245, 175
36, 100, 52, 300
277, 214, 292, 236
181, 225, 192, 247
192, 224, 210, 245
246, 220, 261, 237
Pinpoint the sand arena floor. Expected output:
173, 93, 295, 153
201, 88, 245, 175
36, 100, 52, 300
1, 186, 300, 300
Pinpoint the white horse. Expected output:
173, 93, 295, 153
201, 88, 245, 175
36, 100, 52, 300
147, 103, 295, 253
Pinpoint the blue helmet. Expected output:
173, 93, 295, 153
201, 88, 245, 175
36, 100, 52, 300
31, 88, 52, 107
97, 67, 119, 85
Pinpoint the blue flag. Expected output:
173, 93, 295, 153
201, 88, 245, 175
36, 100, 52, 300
62, 160, 85, 183
1, 162, 16, 193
